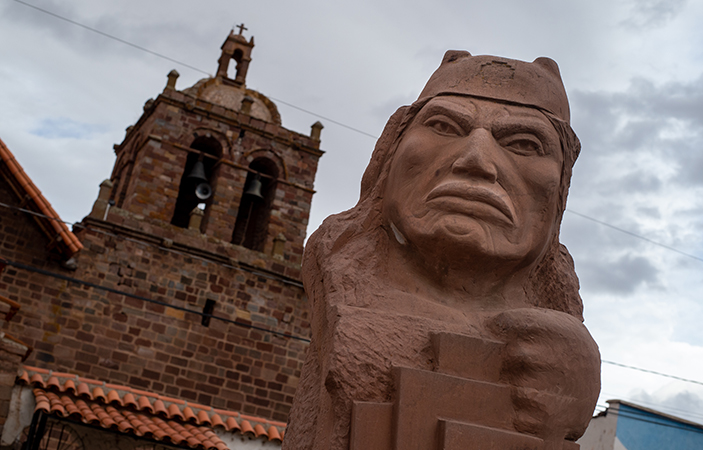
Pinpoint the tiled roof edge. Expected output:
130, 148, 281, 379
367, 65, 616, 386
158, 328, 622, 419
19, 366, 286, 438
0, 137, 83, 257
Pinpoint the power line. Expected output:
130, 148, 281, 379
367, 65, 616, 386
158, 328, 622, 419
10, 3, 703, 263
0, 201, 303, 288
602, 360, 703, 387
0, 257, 312, 343
567, 210, 703, 263
4, 199, 701, 283
8, 0, 703, 389
11, 0, 376, 139
265, 96, 378, 139
596, 406, 703, 434
599, 394, 703, 423
12, 0, 210, 77
10, 0, 703, 260
6, 198, 703, 371
0, 201, 74, 227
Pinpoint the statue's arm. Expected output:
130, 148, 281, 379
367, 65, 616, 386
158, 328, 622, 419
487, 308, 601, 442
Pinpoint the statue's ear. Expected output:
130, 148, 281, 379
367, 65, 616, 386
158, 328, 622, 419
533, 57, 562, 78
442, 50, 472, 64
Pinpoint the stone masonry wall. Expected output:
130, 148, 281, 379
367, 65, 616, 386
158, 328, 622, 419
112, 90, 320, 266
0, 177, 311, 422
0, 177, 57, 270
1, 75, 321, 424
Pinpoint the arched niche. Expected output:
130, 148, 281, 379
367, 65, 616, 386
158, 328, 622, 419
171, 135, 222, 229
231, 157, 278, 251
230, 49, 244, 79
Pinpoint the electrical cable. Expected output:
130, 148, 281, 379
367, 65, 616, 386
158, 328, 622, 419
0, 201, 304, 288
567, 210, 703, 263
0, 257, 312, 343
11, 0, 210, 77
602, 360, 703, 387
598, 407, 703, 435
11, 1, 703, 264
11, 0, 376, 139
9, 0, 703, 404
4, 200, 703, 379
263, 96, 378, 139
599, 394, 703, 423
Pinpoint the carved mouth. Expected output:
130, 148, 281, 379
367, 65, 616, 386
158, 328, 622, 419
426, 182, 515, 224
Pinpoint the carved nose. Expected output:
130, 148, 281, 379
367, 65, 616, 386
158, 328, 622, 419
451, 128, 499, 183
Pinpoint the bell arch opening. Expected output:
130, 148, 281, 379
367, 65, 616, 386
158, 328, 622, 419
171, 136, 222, 229
230, 49, 244, 79
232, 157, 278, 251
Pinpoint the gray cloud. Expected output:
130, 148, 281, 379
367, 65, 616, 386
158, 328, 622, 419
578, 253, 659, 294
622, 0, 688, 29
2, 0, 703, 426
567, 73, 703, 247
629, 389, 703, 424
636, 206, 661, 219
4, 0, 210, 67
572, 78, 703, 171
619, 172, 663, 193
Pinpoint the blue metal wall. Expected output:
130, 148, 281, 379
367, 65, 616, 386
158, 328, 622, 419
616, 403, 703, 450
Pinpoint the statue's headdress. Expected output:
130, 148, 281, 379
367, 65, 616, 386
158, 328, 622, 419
418, 50, 571, 124
310, 50, 584, 319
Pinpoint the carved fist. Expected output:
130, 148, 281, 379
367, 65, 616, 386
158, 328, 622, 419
486, 308, 601, 443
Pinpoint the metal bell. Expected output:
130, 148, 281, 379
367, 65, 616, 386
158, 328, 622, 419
186, 160, 208, 182
244, 175, 264, 199
194, 182, 212, 200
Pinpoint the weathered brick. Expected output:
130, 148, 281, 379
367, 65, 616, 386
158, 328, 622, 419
0, 64, 318, 422
142, 369, 161, 381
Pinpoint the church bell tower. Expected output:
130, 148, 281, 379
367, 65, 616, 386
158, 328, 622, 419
100, 26, 323, 263
79, 27, 323, 421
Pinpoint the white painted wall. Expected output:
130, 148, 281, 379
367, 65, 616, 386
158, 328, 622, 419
578, 408, 619, 450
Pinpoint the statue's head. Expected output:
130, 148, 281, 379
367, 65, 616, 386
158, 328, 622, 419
306, 51, 583, 318
382, 52, 577, 278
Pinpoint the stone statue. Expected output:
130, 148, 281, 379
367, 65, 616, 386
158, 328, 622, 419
284, 51, 600, 450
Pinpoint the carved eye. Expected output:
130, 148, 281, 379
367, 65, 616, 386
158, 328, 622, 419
424, 116, 463, 136
502, 135, 544, 156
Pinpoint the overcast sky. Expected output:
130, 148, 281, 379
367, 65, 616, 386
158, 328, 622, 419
2, 0, 703, 425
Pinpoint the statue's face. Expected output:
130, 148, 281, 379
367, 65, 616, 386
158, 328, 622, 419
382, 96, 563, 268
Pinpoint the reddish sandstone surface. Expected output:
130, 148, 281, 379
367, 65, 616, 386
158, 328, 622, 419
284, 51, 600, 450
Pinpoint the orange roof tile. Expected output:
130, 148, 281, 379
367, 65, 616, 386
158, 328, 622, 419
19, 366, 286, 450
0, 137, 82, 258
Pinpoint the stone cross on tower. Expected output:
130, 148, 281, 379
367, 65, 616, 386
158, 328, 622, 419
216, 27, 255, 84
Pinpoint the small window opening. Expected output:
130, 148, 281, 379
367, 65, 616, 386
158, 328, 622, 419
232, 158, 278, 251
201, 299, 216, 327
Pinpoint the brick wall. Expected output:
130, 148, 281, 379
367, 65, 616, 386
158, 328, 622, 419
111, 89, 321, 265
0, 178, 57, 270
1, 70, 322, 423
0, 216, 310, 421
1, 146, 313, 423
